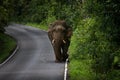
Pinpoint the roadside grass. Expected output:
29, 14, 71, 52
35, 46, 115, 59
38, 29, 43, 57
68, 37, 95, 80
0, 33, 16, 63
15, 15, 56, 31
68, 59, 95, 80
26, 22, 48, 31
13, 21, 48, 31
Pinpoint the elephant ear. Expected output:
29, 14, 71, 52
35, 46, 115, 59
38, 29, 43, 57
47, 23, 55, 42
66, 27, 73, 38
47, 22, 56, 32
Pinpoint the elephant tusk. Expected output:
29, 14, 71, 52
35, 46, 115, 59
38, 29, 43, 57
63, 40, 66, 44
52, 39, 55, 44
52, 39, 66, 44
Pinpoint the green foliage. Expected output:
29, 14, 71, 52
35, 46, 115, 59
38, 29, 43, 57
26, 22, 48, 31
69, 18, 96, 80
107, 70, 120, 80
69, 0, 120, 79
0, 0, 9, 33
69, 59, 95, 80
10, 0, 82, 30
69, 18, 95, 60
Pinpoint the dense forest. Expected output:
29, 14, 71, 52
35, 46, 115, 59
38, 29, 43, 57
0, 0, 120, 80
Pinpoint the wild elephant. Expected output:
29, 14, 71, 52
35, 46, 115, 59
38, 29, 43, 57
48, 20, 72, 62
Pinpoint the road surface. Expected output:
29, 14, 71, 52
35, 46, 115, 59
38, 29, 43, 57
0, 24, 65, 80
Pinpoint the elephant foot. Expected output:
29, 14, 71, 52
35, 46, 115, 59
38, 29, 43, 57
62, 58, 68, 62
62, 54, 69, 62
55, 59, 62, 63
55, 57, 64, 63
62, 59, 66, 62
62, 58, 70, 63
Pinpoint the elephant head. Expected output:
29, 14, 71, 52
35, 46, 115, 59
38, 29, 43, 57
48, 20, 72, 62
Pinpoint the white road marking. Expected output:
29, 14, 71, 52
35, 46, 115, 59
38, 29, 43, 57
64, 59, 68, 80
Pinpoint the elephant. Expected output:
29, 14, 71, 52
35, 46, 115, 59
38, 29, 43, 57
47, 20, 72, 62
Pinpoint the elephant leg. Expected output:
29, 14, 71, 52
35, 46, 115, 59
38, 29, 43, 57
62, 40, 70, 61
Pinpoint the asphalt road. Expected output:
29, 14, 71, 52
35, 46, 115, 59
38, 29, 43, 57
0, 24, 65, 80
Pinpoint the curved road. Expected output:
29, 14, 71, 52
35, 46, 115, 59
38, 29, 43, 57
0, 24, 65, 80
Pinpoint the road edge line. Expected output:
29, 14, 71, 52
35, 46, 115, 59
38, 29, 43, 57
0, 45, 19, 66
64, 58, 68, 80
0, 34, 19, 66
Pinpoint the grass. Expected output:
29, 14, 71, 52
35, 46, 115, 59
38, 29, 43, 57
68, 59, 95, 80
26, 22, 48, 31
0, 33, 16, 63
13, 21, 48, 31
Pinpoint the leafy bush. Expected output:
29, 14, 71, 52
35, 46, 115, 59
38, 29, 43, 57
0, 4, 8, 33
69, 0, 120, 79
69, 18, 96, 80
